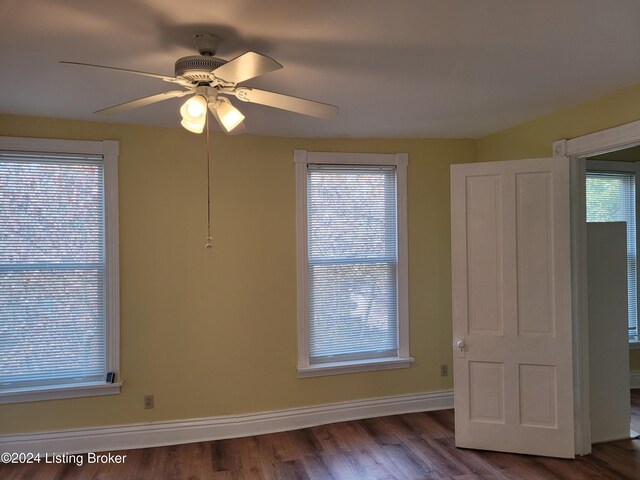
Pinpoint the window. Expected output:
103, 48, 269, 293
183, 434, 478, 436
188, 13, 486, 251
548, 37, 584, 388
0, 137, 120, 403
586, 161, 639, 345
295, 150, 413, 377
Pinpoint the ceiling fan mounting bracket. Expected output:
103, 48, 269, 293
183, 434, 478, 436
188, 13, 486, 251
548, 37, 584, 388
194, 85, 219, 101
193, 34, 220, 56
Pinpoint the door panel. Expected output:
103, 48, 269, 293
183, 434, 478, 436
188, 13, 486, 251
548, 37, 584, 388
516, 172, 555, 337
519, 364, 557, 428
467, 175, 503, 335
469, 361, 505, 423
466, 175, 503, 335
451, 157, 574, 458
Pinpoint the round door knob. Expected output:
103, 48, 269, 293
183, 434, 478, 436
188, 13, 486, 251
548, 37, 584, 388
456, 339, 466, 350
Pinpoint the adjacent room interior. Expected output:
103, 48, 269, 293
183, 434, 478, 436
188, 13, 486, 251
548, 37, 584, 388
1, 1, 640, 478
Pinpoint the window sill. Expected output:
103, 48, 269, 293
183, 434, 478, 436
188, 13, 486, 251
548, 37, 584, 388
0, 381, 122, 404
297, 357, 414, 378
630, 341, 640, 350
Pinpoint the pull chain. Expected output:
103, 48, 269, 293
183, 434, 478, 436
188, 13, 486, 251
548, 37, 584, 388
205, 113, 213, 249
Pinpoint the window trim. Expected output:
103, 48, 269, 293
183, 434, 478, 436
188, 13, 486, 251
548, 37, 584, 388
586, 159, 640, 347
294, 150, 413, 377
0, 136, 121, 403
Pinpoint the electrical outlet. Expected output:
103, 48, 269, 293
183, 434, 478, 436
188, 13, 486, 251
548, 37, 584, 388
440, 364, 449, 377
144, 394, 154, 409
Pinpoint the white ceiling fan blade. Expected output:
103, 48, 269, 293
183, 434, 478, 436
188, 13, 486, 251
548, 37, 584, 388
212, 52, 282, 84
95, 90, 192, 115
61, 61, 179, 83
234, 87, 338, 119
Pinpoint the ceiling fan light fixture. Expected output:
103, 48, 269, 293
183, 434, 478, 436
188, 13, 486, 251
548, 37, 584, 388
212, 97, 245, 132
180, 95, 208, 133
180, 117, 205, 134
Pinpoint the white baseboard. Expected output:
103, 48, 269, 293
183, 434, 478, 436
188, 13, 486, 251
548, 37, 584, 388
631, 370, 640, 389
0, 389, 453, 455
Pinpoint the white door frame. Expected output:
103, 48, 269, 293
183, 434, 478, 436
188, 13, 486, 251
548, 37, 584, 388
553, 118, 640, 455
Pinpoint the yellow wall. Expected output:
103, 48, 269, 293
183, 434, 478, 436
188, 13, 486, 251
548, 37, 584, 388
477, 84, 640, 372
0, 114, 476, 435
5, 79, 640, 436
478, 83, 640, 162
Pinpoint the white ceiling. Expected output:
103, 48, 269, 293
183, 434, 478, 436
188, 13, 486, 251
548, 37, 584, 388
2, 0, 640, 138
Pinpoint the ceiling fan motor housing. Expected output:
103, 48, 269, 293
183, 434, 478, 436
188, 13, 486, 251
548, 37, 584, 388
174, 56, 227, 82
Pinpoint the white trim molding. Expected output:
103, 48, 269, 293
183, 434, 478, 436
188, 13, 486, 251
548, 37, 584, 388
103, 141, 120, 378
554, 119, 640, 159
569, 156, 591, 456
631, 370, 640, 389
297, 357, 414, 378
0, 382, 122, 405
0, 136, 117, 156
0, 390, 453, 455
294, 150, 412, 377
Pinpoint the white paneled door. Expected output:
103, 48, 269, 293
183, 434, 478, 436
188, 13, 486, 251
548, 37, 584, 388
451, 157, 575, 458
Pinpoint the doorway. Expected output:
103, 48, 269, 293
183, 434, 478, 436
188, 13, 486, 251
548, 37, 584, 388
584, 148, 640, 441
553, 126, 640, 451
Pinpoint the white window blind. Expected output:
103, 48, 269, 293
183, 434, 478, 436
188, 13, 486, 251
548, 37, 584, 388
306, 165, 399, 364
585, 171, 638, 341
0, 152, 107, 390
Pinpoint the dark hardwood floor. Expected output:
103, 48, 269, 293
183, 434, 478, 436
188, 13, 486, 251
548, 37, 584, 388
2, 391, 639, 479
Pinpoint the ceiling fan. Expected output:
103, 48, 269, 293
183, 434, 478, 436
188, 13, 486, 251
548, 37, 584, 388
61, 34, 338, 134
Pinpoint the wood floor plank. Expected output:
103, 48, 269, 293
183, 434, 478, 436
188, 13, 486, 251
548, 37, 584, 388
298, 455, 336, 480
1, 390, 639, 479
